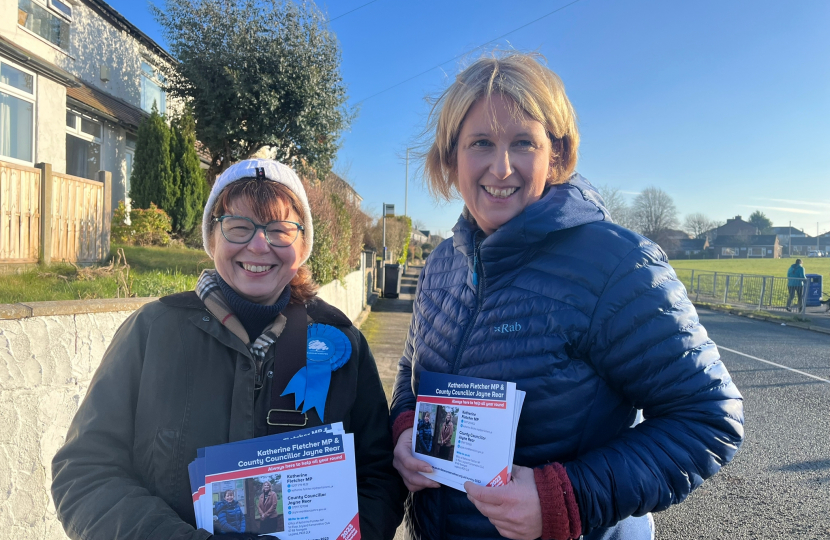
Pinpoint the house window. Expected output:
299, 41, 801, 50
721, 247, 737, 256
48, 0, 72, 20
747, 247, 764, 257
0, 59, 36, 164
66, 110, 101, 180
17, 0, 70, 51
140, 61, 166, 113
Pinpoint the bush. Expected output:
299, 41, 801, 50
111, 201, 173, 247
131, 104, 177, 212
170, 109, 208, 233
304, 176, 370, 284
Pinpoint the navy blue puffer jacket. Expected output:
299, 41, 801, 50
391, 175, 744, 540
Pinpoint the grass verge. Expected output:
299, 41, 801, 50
0, 245, 214, 304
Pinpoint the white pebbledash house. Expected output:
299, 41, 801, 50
1, 0, 179, 209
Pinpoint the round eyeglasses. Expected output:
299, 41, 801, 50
213, 215, 304, 247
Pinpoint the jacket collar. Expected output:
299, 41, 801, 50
452, 174, 608, 289
159, 291, 352, 354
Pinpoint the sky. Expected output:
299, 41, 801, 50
110, 0, 829, 239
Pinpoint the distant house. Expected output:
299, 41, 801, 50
787, 235, 827, 257
1, 0, 187, 210
324, 172, 363, 208
706, 216, 760, 241
666, 238, 709, 260
710, 234, 781, 259
410, 229, 427, 244
769, 226, 807, 255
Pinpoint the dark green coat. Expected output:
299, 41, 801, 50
52, 292, 404, 540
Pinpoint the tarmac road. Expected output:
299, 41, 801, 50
654, 309, 830, 540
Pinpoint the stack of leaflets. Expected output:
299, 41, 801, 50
412, 371, 525, 491
189, 423, 361, 539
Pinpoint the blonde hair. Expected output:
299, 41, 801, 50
423, 52, 579, 200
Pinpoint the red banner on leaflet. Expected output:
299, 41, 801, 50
486, 467, 510, 487
339, 513, 361, 540
416, 396, 507, 409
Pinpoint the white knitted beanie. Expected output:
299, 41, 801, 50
202, 159, 314, 264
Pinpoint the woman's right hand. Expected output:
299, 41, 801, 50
393, 428, 441, 492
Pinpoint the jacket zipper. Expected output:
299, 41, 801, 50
450, 232, 485, 375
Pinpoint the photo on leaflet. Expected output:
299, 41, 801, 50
211, 474, 284, 535
415, 403, 438, 456
433, 406, 460, 462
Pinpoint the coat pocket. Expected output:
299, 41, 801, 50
150, 428, 180, 500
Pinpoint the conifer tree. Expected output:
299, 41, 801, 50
130, 103, 178, 211
170, 109, 207, 233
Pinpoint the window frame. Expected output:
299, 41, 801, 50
65, 108, 103, 179
47, 0, 72, 21
17, 0, 72, 52
0, 57, 37, 166
140, 60, 166, 113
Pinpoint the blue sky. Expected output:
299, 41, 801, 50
113, 0, 829, 239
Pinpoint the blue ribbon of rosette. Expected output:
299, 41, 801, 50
280, 323, 351, 422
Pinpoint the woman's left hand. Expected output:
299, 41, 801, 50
464, 465, 543, 540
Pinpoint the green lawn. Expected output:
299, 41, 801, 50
0, 245, 214, 304
669, 258, 830, 277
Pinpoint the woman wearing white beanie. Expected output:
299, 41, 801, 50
52, 159, 405, 540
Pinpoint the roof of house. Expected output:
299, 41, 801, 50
82, 0, 174, 64
67, 81, 147, 130
710, 216, 759, 236
677, 238, 707, 251
711, 234, 779, 247
0, 34, 79, 88
665, 229, 691, 240
770, 226, 806, 235
789, 236, 827, 246
324, 172, 362, 204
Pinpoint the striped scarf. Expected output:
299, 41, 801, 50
196, 269, 288, 362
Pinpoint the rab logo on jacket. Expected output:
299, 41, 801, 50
494, 322, 521, 334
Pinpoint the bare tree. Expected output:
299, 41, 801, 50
683, 213, 715, 239
596, 184, 636, 230
631, 186, 679, 245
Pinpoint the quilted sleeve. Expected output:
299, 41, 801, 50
567, 241, 744, 534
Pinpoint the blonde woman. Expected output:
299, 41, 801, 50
390, 53, 744, 540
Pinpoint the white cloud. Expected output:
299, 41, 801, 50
755, 198, 830, 209
739, 205, 821, 215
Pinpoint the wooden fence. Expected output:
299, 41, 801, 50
0, 160, 111, 266
0, 162, 41, 263
50, 172, 107, 263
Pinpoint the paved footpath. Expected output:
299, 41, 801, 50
359, 265, 421, 540
360, 265, 421, 402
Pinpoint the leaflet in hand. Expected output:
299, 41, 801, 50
412, 371, 525, 491
189, 423, 360, 539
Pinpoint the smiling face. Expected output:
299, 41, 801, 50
224, 491, 235, 503
212, 196, 303, 305
262, 482, 272, 494
455, 94, 554, 235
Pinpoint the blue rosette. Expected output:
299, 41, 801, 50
280, 323, 352, 422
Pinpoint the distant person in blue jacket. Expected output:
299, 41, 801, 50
786, 259, 806, 311
214, 490, 245, 533
390, 52, 744, 540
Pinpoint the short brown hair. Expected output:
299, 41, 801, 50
423, 52, 579, 200
210, 178, 318, 304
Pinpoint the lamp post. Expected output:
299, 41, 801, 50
405, 148, 410, 218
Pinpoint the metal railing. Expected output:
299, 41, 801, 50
674, 269, 808, 314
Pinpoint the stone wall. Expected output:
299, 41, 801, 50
0, 298, 153, 539
0, 268, 367, 538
